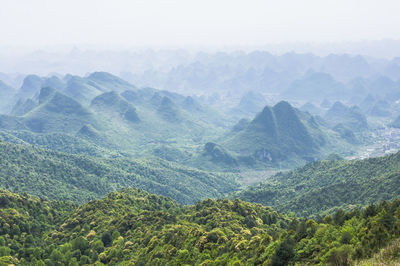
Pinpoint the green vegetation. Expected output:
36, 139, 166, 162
1, 188, 400, 265
236, 151, 400, 217
2, 74, 362, 171
0, 130, 115, 157
324, 101, 368, 131
0, 141, 239, 204
90, 91, 140, 123
223, 101, 327, 166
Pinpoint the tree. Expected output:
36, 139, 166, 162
101, 232, 113, 247
271, 237, 295, 266
71, 236, 89, 252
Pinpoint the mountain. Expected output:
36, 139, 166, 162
0, 141, 239, 204
359, 94, 376, 113
332, 123, 358, 144
300, 102, 323, 116
231, 91, 268, 116
62, 75, 103, 104
370, 76, 400, 101
0, 87, 98, 134
87, 71, 136, 92
181, 96, 203, 112
17, 75, 43, 99
10, 98, 38, 116
282, 72, 347, 101
368, 100, 391, 117
358, 94, 392, 117
90, 91, 140, 123
320, 98, 332, 108
236, 151, 400, 217
1, 82, 230, 169
324, 101, 368, 131
223, 101, 326, 165
390, 115, 400, 128
1, 188, 399, 265
157, 96, 182, 123
23, 88, 96, 133
0, 80, 15, 113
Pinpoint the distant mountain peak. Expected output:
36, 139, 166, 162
38, 86, 56, 104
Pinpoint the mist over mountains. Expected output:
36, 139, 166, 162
1, 59, 400, 264
3, 0, 400, 263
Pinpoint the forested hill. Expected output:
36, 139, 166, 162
223, 101, 328, 166
1, 188, 400, 265
0, 141, 239, 204
236, 152, 400, 217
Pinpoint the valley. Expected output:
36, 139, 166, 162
1, 28, 400, 264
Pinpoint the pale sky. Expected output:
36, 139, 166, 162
1, 0, 400, 47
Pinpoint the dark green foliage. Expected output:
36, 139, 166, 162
0, 141, 239, 204
101, 232, 112, 247
271, 237, 295, 266
203, 142, 238, 166
236, 151, 400, 217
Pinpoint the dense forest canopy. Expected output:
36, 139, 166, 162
0, 188, 400, 265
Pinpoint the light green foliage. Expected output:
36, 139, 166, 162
0, 188, 400, 265
236, 151, 400, 217
0, 141, 239, 204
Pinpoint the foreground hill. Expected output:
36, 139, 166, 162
236, 152, 400, 217
0, 141, 239, 204
1, 188, 399, 265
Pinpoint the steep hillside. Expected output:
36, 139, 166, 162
282, 72, 347, 101
87, 71, 136, 92
231, 91, 268, 116
157, 96, 182, 123
236, 151, 400, 217
91, 91, 140, 123
0, 141, 239, 204
10, 98, 37, 116
324, 101, 368, 131
23, 88, 96, 133
223, 101, 327, 165
0, 80, 15, 113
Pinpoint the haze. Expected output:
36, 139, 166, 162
1, 0, 400, 48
